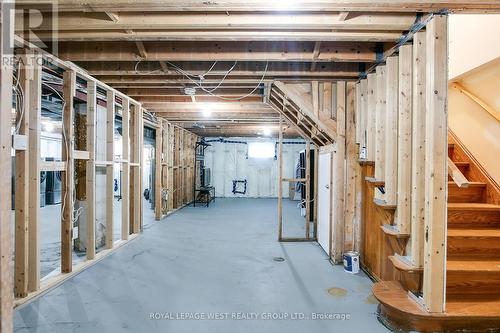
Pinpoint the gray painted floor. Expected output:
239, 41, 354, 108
14, 198, 390, 333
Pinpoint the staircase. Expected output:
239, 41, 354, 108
374, 132, 500, 332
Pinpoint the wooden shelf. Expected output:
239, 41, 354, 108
358, 159, 375, 166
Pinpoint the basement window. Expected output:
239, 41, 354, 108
248, 142, 275, 159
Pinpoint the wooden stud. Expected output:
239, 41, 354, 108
155, 124, 162, 220
374, 65, 386, 202
86, 80, 97, 260
1, 10, 14, 330
366, 73, 376, 162
355, 82, 362, 144
395, 44, 413, 234
423, 15, 448, 313
105, 90, 115, 249
14, 53, 31, 298
305, 141, 311, 238
278, 116, 283, 241
332, 81, 346, 262
61, 69, 76, 273
313, 144, 319, 239
28, 53, 42, 292
410, 31, 426, 267
384, 56, 398, 206
121, 99, 130, 239
359, 79, 368, 157
345, 82, 358, 252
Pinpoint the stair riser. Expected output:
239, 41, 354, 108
448, 186, 485, 203
447, 271, 500, 296
448, 210, 500, 228
448, 237, 500, 259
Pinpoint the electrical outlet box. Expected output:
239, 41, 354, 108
12, 134, 28, 151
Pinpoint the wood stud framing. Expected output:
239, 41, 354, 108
409, 31, 426, 267
395, 44, 413, 234
105, 90, 115, 249
384, 56, 399, 206
86, 80, 97, 260
374, 65, 386, 202
423, 15, 448, 313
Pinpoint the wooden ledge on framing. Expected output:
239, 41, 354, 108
358, 159, 375, 166
374, 198, 396, 210
389, 255, 423, 273
282, 178, 306, 182
380, 224, 410, 239
365, 177, 385, 187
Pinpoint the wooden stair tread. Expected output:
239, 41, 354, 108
380, 224, 409, 238
389, 255, 422, 273
453, 161, 470, 167
448, 228, 500, 237
448, 181, 486, 187
373, 281, 500, 318
447, 259, 500, 272
448, 203, 500, 211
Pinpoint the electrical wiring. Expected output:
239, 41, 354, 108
42, 81, 84, 226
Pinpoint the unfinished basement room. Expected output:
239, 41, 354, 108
1, 1, 500, 332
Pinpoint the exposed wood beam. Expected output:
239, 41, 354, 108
22, 12, 417, 31
116, 87, 264, 97
33, 30, 403, 42
19, 1, 500, 13
137, 96, 263, 103
57, 41, 380, 62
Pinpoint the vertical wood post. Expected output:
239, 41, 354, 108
0, 7, 14, 329
155, 122, 162, 220
395, 44, 413, 234
305, 141, 311, 238
61, 70, 75, 273
313, 145, 319, 239
384, 56, 399, 206
28, 53, 42, 292
359, 79, 368, 157
332, 81, 346, 262
410, 31, 427, 267
374, 64, 387, 201
366, 73, 376, 161
423, 15, 448, 313
14, 52, 31, 298
121, 100, 130, 239
345, 82, 357, 252
355, 83, 362, 145
277, 116, 283, 241
105, 90, 115, 249
86, 80, 97, 260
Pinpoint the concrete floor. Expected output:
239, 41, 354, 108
14, 198, 389, 333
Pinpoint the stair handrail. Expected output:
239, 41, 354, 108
451, 82, 500, 123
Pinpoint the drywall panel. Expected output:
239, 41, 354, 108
204, 137, 305, 198
449, 14, 500, 79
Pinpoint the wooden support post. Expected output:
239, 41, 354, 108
86, 80, 97, 260
155, 122, 162, 220
332, 81, 346, 262
129, 102, 141, 233
366, 73, 376, 161
345, 82, 358, 252
61, 70, 76, 273
359, 79, 368, 158
395, 44, 413, 234
122, 100, 130, 239
374, 65, 387, 202
14, 53, 31, 298
313, 145, 319, 239
355, 82, 362, 145
0, 10, 14, 329
28, 53, 42, 292
105, 90, 115, 249
167, 123, 174, 212
305, 141, 311, 238
423, 15, 448, 313
410, 31, 426, 267
384, 56, 399, 206
138, 109, 144, 230
277, 116, 283, 241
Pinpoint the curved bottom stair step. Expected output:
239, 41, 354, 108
373, 281, 500, 332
